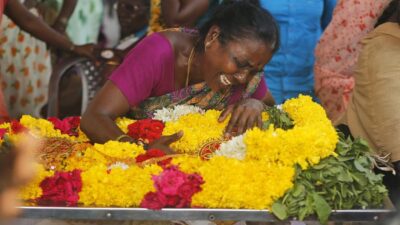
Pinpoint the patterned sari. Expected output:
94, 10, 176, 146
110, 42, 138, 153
131, 73, 263, 119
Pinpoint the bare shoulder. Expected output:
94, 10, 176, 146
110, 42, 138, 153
159, 31, 197, 54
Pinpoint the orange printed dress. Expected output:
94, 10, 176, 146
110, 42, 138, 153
0, 8, 51, 118
314, 0, 391, 123
0, 0, 9, 122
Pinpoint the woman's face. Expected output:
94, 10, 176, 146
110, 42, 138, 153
117, 0, 149, 36
202, 27, 273, 92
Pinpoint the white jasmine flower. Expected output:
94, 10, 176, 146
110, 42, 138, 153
153, 105, 204, 122
108, 162, 129, 170
216, 135, 246, 160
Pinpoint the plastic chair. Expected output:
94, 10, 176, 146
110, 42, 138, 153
47, 57, 105, 117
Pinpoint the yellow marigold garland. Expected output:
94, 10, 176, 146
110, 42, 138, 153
79, 164, 162, 207
188, 157, 295, 209
245, 95, 338, 169
147, 0, 164, 34
162, 110, 228, 154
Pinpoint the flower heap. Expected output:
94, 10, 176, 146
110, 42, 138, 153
162, 110, 229, 154
13, 96, 341, 210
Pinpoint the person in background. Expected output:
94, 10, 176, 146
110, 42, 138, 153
42, 0, 104, 46
0, 0, 10, 122
0, 0, 94, 119
148, 0, 222, 33
99, 0, 150, 65
314, 0, 391, 123
81, 2, 279, 147
338, 0, 400, 208
260, 0, 336, 104
53, 0, 151, 119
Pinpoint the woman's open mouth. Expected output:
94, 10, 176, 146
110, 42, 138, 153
220, 74, 232, 86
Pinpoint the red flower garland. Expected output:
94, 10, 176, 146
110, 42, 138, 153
140, 167, 204, 210
37, 170, 82, 206
135, 149, 171, 167
127, 119, 164, 143
48, 117, 81, 137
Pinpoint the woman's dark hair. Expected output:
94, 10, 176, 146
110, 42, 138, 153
197, 1, 279, 53
376, 0, 400, 27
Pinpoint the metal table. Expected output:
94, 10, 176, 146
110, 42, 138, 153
18, 207, 396, 223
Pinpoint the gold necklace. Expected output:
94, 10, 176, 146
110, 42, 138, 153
186, 46, 196, 87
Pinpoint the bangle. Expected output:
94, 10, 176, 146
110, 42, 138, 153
137, 139, 149, 150
115, 134, 131, 142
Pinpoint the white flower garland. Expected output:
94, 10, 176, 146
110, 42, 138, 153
216, 135, 246, 160
153, 105, 204, 122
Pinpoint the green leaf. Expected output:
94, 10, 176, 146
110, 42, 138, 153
354, 159, 368, 172
312, 193, 332, 225
337, 171, 353, 182
292, 184, 305, 197
271, 202, 288, 220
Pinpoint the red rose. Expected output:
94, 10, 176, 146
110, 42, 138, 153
140, 192, 165, 210
10, 120, 26, 134
48, 116, 81, 137
0, 128, 7, 140
158, 194, 188, 208
37, 170, 82, 206
135, 149, 171, 167
127, 119, 164, 143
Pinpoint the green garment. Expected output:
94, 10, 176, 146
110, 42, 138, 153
42, 0, 104, 45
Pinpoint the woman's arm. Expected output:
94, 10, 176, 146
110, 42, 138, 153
161, 0, 209, 27
81, 81, 133, 143
4, 0, 93, 58
52, 0, 78, 33
81, 81, 183, 151
262, 90, 275, 106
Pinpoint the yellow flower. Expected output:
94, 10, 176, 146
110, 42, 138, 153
64, 141, 146, 171
172, 155, 204, 174
115, 117, 136, 133
163, 110, 228, 154
19, 115, 88, 142
190, 157, 295, 209
244, 95, 338, 169
79, 164, 162, 207
19, 164, 54, 200
147, 0, 164, 34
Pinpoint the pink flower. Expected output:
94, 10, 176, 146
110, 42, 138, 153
141, 167, 204, 210
48, 116, 81, 137
153, 167, 186, 196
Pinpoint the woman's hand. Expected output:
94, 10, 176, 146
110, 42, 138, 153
72, 44, 96, 61
147, 131, 183, 155
219, 98, 265, 137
